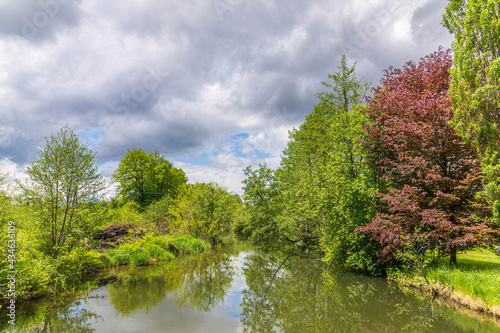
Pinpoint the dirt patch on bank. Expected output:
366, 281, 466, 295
94, 223, 145, 249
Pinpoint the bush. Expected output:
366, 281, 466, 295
141, 235, 170, 249
143, 242, 174, 261
52, 248, 102, 290
129, 250, 150, 266
4, 249, 52, 300
166, 234, 211, 255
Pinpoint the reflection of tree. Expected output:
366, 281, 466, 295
240, 250, 490, 333
173, 252, 234, 312
107, 251, 235, 315
241, 251, 338, 333
2, 294, 102, 333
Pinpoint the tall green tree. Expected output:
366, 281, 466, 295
170, 182, 238, 248
241, 56, 380, 272
19, 125, 105, 258
316, 56, 380, 273
113, 149, 187, 208
267, 55, 379, 271
442, 0, 500, 222
241, 164, 283, 244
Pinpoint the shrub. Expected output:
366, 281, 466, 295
143, 242, 174, 261
129, 250, 150, 266
167, 234, 210, 255
141, 235, 170, 249
52, 248, 102, 290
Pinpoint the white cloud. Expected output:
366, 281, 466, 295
0, 0, 453, 194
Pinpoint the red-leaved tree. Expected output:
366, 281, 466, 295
356, 48, 500, 265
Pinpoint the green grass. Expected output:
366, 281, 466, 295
425, 248, 500, 308
166, 234, 211, 255
100, 234, 209, 268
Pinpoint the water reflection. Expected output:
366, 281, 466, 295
107, 251, 235, 314
3, 247, 500, 333
240, 250, 499, 332
2, 294, 103, 332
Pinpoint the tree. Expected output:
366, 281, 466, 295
357, 49, 500, 265
250, 55, 380, 272
241, 164, 283, 244
19, 125, 105, 258
271, 55, 368, 249
113, 148, 187, 208
442, 0, 500, 223
315, 55, 380, 273
170, 182, 238, 248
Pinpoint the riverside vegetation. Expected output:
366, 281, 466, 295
1, 0, 500, 320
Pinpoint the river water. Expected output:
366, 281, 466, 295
4, 246, 500, 332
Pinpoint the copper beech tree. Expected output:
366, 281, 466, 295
356, 49, 500, 265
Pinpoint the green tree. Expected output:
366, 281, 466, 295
258, 55, 379, 271
242, 164, 283, 244
113, 148, 187, 208
442, 0, 500, 223
315, 56, 380, 273
170, 182, 238, 248
19, 125, 105, 258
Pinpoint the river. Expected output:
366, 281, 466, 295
3, 246, 500, 332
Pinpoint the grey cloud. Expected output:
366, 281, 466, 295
410, 0, 453, 46
0, 0, 455, 191
0, 0, 83, 42
95, 116, 215, 163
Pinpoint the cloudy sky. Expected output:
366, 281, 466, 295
0, 0, 453, 195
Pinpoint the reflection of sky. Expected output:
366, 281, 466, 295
78, 252, 251, 333
212, 252, 250, 320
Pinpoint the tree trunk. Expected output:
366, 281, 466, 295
449, 248, 457, 265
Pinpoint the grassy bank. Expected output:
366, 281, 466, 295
392, 249, 500, 317
0, 233, 211, 308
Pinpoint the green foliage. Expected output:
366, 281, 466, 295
241, 164, 282, 244
112, 148, 187, 208
170, 182, 240, 248
129, 250, 150, 266
144, 195, 175, 234
242, 55, 380, 273
99, 234, 205, 269
165, 233, 211, 254
17, 125, 105, 258
143, 243, 175, 261
102, 249, 131, 267
443, 0, 500, 224
316, 58, 380, 274
52, 248, 103, 290
107, 201, 145, 226
0, 179, 54, 301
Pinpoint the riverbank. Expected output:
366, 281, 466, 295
0, 233, 212, 309
390, 249, 500, 318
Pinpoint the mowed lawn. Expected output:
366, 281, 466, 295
426, 248, 500, 308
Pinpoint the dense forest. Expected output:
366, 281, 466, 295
1, 0, 500, 308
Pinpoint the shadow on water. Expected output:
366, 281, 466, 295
2, 246, 500, 332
